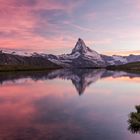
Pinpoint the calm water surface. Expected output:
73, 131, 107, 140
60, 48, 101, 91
0, 69, 140, 140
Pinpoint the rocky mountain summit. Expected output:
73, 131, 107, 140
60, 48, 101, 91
46, 38, 105, 68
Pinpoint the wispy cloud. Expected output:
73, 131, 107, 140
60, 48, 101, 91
0, 0, 140, 55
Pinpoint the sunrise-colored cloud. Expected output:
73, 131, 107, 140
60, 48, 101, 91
0, 0, 140, 55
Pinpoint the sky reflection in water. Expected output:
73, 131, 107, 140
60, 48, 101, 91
0, 69, 140, 140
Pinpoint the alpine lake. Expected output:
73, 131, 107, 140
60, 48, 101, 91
0, 69, 140, 140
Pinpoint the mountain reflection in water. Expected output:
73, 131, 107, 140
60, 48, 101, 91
0, 69, 140, 140
0, 69, 139, 95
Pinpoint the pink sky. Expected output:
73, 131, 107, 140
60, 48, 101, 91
0, 0, 140, 55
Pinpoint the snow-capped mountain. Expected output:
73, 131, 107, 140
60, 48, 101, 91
1, 38, 140, 68
46, 38, 105, 68
46, 38, 140, 67
0, 50, 61, 69
126, 54, 140, 63
101, 55, 128, 65
1, 49, 32, 57
102, 54, 140, 66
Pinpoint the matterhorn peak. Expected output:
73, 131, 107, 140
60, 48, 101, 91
72, 38, 87, 54
77, 38, 86, 47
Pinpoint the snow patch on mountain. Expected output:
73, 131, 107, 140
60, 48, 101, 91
1, 49, 32, 56
59, 52, 80, 60
86, 49, 103, 61
112, 55, 127, 63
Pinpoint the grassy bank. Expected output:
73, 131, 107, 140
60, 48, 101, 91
107, 62, 140, 74
0, 65, 62, 72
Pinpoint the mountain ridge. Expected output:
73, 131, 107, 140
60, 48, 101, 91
45, 38, 140, 68
0, 38, 140, 70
